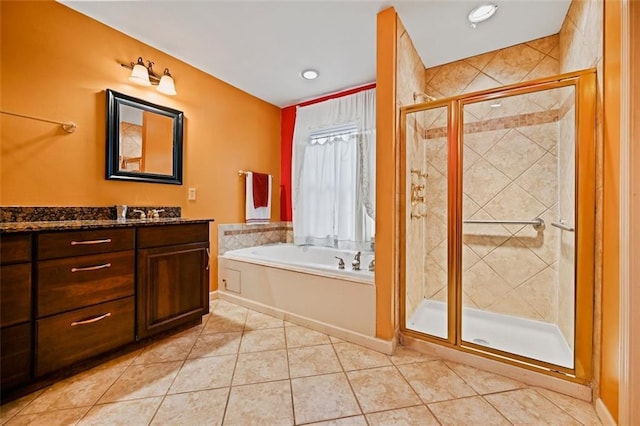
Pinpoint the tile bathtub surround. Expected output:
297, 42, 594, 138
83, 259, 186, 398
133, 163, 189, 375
0, 298, 602, 426
0, 206, 181, 222
218, 221, 292, 254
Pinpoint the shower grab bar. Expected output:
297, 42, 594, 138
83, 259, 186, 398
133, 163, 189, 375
463, 217, 545, 231
551, 221, 575, 232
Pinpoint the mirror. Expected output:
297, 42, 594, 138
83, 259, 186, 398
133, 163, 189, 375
106, 89, 183, 184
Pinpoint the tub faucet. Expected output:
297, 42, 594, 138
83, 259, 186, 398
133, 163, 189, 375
334, 256, 345, 270
368, 258, 375, 272
352, 251, 361, 271
132, 209, 146, 220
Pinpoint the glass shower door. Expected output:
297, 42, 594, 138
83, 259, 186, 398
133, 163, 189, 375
460, 85, 577, 369
402, 103, 452, 341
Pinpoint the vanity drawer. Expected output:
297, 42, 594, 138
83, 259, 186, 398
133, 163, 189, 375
137, 223, 209, 249
0, 263, 31, 327
37, 251, 134, 317
35, 296, 134, 377
0, 233, 31, 264
37, 228, 134, 260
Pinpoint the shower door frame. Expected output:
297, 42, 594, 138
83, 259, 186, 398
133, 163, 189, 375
399, 69, 597, 383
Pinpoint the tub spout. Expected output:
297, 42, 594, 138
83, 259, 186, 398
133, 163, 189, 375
352, 251, 361, 271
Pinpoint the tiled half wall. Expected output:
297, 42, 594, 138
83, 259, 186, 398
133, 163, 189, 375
218, 222, 293, 255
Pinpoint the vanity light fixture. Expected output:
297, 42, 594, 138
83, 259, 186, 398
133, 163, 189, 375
121, 57, 177, 95
301, 69, 320, 80
468, 3, 498, 28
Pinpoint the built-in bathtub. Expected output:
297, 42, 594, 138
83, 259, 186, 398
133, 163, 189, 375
218, 243, 378, 340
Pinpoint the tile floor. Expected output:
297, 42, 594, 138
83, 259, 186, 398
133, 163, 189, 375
1, 298, 602, 425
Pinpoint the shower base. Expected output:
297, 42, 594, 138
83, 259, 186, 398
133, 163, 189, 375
407, 300, 573, 369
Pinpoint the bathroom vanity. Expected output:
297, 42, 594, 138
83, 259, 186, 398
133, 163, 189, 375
0, 209, 212, 398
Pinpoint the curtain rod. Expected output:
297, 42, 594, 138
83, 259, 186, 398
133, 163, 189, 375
0, 110, 76, 133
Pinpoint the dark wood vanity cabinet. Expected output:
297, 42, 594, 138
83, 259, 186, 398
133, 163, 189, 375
35, 228, 135, 376
0, 220, 210, 396
136, 224, 210, 339
0, 233, 32, 389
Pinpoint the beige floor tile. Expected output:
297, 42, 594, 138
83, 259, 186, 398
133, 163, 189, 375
6, 407, 90, 426
232, 349, 289, 385
397, 360, 476, 403
307, 415, 368, 425
21, 363, 128, 414
239, 328, 286, 353
133, 334, 198, 364
151, 388, 228, 426
245, 310, 284, 330
329, 335, 345, 343
224, 380, 293, 425
213, 300, 248, 316
428, 396, 511, 426
77, 397, 162, 426
203, 311, 247, 334
99, 361, 182, 403
0, 391, 43, 424
533, 387, 602, 425
389, 347, 438, 365
444, 360, 524, 394
169, 354, 236, 393
366, 405, 439, 426
291, 373, 361, 424
288, 345, 342, 378
333, 342, 391, 371
188, 331, 242, 359
285, 326, 331, 347
347, 366, 421, 414
485, 388, 582, 425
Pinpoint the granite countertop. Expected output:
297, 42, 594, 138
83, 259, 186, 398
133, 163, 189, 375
0, 217, 214, 233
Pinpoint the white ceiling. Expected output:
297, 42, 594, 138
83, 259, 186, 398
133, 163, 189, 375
59, 1, 571, 108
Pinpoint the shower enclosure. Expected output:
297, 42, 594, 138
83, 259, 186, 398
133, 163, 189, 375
400, 70, 596, 381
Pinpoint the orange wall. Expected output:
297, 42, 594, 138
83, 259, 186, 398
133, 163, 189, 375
375, 7, 398, 340
0, 1, 281, 289
601, 0, 621, 420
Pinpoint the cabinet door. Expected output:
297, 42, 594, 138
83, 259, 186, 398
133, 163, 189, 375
1, 323, 31, 389
137, 242, 209, 339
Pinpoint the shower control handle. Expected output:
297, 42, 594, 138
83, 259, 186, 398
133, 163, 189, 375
334, 257, 345, 270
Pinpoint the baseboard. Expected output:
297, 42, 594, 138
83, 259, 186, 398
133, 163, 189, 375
403, 334, 593, 402
209, 290, 219, 300
596, 398, 617, 426
219, 291, 395, 354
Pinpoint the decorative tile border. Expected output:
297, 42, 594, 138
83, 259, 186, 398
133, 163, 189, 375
423, 109, 560, 140
218, 221, 293, 254
0, 206, 181, 222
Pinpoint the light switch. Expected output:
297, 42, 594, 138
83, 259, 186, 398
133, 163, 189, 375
188, 188, 197, 200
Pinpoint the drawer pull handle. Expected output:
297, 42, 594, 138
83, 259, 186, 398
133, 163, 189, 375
70, 312, 111, 326
206, 248, 210, 271
71, 238, 112, 246
71, 263, 112, 272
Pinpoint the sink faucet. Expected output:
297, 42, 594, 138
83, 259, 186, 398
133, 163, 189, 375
352, 251, 361, 271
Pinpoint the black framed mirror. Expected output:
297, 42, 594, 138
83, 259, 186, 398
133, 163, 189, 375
106, 89, 183, 185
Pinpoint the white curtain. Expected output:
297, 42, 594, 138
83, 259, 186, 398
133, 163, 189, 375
292, 88, 376, 250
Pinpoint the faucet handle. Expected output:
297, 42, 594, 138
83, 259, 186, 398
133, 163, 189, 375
335, 256, 345, 270
149, 209, 165, 219
132, 209, 146, 220
368, 258, 375, 272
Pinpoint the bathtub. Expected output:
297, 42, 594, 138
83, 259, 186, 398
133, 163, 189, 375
218, 243, 376, 337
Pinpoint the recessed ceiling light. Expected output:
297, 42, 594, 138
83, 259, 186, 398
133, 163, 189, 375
468, 3, 498, 28
301, 69, 319, 80
490, 102, 502, 108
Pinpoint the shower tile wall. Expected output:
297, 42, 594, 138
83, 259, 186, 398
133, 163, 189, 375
558, 0, 603, 354
423, 35, 562, 322
396, 15, 427, 320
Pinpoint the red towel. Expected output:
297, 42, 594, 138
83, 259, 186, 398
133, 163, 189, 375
252, 172, 270, 208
